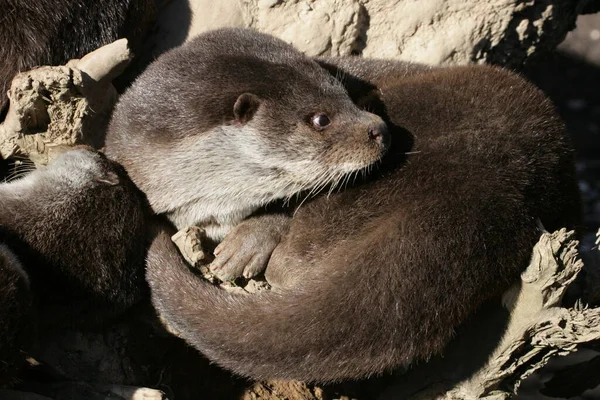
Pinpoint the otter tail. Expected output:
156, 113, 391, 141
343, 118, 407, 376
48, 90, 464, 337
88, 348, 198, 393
146, 226, 422, 383
145, 219, 503, 383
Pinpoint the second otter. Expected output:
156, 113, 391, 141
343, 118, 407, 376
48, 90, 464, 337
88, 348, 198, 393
0, 148, 150, 384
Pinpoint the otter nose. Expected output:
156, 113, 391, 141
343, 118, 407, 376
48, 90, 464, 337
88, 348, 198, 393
368, 123, 389, 144
368, 127, 381, 141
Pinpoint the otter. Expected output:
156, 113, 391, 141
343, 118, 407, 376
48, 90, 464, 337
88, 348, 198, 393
0, 147, 149, 327
104, 28, 390, 281
144, 59, 581, 382
0, 0, 156, 116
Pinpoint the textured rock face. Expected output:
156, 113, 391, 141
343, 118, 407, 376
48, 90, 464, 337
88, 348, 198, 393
242, 0, 366, 57
158, 0, 589, 68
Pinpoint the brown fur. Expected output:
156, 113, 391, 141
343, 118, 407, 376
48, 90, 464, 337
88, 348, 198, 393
0, 148, 150, 327
145, 59, 581, 383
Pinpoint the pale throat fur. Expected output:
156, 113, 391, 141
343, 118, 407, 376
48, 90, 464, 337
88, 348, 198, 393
136, 123, 371, 242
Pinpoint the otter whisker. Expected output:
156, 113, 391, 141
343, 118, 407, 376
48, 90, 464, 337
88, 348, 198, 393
5, 170, 36, 182
327, 173, 342, 197
352, 169, 360, 186
294, 189, 316, 215
332, 172, 347, 195
304, 167, 340, 203
6, 168, 35, 177
292, 171, 331, 213
340, 172, 352, 192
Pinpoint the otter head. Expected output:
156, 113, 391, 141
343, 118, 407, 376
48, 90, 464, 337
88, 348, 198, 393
223, 58, 390, 200
106, 29, 390, 233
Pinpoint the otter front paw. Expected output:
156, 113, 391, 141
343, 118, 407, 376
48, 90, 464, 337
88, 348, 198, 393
209, 215, 290, 282
209, 230, 276, 282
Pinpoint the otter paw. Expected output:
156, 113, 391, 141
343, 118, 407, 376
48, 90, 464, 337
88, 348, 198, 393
209, 222, 282, 282
209, 240, 272, 282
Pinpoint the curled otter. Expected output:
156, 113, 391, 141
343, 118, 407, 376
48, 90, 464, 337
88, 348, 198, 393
0, 147, 150, 384
145, 58, 581, 382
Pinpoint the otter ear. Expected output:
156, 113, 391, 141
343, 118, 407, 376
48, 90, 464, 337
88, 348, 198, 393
233, 93, 261, 124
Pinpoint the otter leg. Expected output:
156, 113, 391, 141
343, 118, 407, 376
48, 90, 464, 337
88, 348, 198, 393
210, 214, 291, 282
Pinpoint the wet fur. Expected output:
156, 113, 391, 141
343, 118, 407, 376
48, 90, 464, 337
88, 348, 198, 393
145, 60, 582, 382
0, 0, 156, 115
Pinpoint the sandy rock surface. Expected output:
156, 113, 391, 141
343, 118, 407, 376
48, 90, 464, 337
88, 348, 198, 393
153, 0, 587, 67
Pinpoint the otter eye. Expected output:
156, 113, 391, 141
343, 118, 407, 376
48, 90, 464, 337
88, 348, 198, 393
312, 114, 331, 129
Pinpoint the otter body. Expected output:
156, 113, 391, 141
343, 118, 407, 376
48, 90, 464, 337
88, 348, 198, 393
0, 148, 149, 384
0, 0, 156, 115
145, 59, 581, 382
105, 28, 389, 280
0, 149, 149, 326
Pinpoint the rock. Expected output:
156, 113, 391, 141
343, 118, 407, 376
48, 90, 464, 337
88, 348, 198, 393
153, 0, 591, 68
0, 39, 131, 166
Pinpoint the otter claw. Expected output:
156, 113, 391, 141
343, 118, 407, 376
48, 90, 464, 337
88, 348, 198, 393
96, 171, 120, 186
